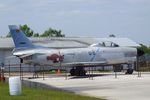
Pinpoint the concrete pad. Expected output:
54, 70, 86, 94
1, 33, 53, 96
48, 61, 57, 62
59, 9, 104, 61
25, 73, 150, 100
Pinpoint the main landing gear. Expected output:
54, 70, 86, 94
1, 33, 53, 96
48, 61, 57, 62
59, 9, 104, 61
70, 67, 86, 76
125, 68, 133, 74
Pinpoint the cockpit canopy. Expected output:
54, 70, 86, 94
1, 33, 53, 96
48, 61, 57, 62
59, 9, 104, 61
90, 41, 119, 47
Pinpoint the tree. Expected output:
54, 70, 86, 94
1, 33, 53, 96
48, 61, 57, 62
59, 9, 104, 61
6, 24, 34, 37
33, 33, 40, 37
20, 24, 33, 37
6, 33, 11, 37
138, 44, 150, 54
6, 25, 65, 38
40, 28, 65, 37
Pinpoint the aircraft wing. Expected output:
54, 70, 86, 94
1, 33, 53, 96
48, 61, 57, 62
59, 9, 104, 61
13, 50, 35, 58
13, 48, 48, 58
18, 54, 34, 58
59, 61, 107, 67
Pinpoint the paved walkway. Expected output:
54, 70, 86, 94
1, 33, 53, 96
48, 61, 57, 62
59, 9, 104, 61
25, 73, 150, 100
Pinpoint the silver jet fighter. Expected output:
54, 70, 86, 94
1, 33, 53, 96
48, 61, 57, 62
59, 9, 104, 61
9, 25, 143, 76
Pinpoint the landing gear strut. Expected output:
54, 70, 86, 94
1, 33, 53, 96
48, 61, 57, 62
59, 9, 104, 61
125, 64, 133, 74
70, 67, 86, 76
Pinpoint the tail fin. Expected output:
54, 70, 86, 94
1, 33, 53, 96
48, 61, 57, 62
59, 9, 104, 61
9, 25, 34, 49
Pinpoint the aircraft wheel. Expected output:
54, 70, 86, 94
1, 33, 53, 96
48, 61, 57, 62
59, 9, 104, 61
75, 67, 86, 76
70, 67, 86, 76
125, 68, 133, 74
70, 68, 76, 76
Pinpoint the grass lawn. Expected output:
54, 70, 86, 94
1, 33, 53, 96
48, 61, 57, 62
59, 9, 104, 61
0, 82, 106, 100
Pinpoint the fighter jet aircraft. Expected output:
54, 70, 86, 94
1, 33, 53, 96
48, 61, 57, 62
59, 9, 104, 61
9, 25, 144, 76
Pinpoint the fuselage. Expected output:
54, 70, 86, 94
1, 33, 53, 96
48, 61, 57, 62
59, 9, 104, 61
13, 46, 137, 66
9, 25, 138, 67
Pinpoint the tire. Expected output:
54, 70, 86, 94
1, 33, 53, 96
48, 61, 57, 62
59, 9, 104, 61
126, 69, 133, 74
70, 68, 75, 76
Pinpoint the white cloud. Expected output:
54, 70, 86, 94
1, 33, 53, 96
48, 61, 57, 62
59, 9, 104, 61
0, 3, 6, 10
55, 9, 99, 17
0, 0, 149, 46
30, 0, 101, 7
0, 3, 13, 12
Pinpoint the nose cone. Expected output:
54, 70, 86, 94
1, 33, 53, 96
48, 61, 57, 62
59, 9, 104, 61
137, 48, 145, 57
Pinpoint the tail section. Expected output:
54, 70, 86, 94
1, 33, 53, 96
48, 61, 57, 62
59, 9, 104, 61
9, 25, 34, 49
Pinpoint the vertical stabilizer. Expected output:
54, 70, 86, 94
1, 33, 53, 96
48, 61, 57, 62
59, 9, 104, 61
9, 25, 34, 48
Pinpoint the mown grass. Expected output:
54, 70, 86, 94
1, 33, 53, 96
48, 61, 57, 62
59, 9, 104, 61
0, 82, 106, 100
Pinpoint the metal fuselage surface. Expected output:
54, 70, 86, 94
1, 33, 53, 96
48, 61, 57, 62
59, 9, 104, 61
14, 46, 137, 67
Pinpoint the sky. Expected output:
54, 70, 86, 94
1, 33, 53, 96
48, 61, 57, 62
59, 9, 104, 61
0, 0, 150, 46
